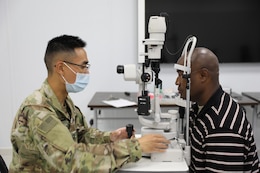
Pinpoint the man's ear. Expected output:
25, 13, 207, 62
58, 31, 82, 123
200, 68, 209, 82
54, 61, 65, 74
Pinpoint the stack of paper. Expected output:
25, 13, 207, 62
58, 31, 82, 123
103, 98, 137, 108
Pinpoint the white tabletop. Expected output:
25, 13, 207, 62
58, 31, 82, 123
118, 157, 189, 173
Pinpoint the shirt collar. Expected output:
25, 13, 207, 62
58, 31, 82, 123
196, 85, 223, 117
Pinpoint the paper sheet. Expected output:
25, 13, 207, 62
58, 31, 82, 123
102, 98, 137, 108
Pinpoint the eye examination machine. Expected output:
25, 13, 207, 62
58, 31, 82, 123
117, 15, 197, 172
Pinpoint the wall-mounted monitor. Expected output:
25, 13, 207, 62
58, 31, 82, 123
138, 0, 260, 63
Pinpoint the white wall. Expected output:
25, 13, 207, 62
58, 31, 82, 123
0, 0, 260, 148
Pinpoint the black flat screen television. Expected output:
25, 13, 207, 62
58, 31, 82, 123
143, 0, 260, 63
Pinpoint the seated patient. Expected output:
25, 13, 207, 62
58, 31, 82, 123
175, 47, 260, 172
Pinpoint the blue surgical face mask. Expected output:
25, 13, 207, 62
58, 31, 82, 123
62, 62, 90, 93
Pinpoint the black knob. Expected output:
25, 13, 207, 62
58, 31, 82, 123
126, 124, 134, 138
116, 65, 124, 74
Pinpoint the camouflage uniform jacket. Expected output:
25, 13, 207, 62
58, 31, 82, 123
9, 80, 142, 173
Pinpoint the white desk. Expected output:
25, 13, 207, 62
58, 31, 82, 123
119, 134, 189, 172
242, 92, 260, 117
231, 92, 258, 128
87, 92, 178, 132
118, 157, 189, 173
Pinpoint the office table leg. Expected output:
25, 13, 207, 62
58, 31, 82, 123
252, 105, 258, 129
257, 105, 260, 117
93, 109, 98, 128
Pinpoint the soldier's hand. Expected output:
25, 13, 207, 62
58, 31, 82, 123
110, 127, 135, 141
137, 134, 170, 153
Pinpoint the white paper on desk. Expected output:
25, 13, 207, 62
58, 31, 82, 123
102, 98, 137, 108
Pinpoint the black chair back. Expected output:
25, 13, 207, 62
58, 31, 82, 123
0, 155, 8, 173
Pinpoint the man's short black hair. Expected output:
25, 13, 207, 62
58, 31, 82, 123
44, 35, 86, 72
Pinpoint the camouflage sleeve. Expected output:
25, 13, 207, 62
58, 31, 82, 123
63, 138, 142, 172
74, 106, 112, 144
82, 127, 111, 144
34, 110, 142, 172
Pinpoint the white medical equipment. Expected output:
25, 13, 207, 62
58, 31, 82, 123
117, 15, 197, 165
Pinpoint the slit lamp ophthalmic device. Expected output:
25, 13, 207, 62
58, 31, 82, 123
117, 15, 197, 164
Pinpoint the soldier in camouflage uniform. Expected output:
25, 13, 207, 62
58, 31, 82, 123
9, 35, 170, 173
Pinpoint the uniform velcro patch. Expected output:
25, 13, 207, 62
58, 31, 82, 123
38, 115, 58, 134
